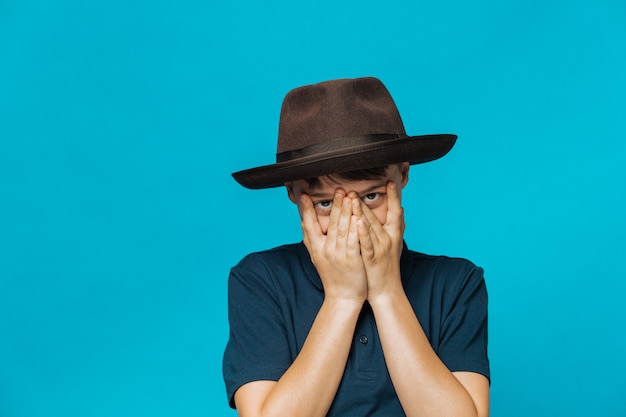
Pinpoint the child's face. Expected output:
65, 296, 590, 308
286, 163, 409, 234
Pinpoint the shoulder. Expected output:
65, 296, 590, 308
403, 248, 486, 296
229, 243, 308, 292
406, 248, 482, 278
233, 243, 304, 274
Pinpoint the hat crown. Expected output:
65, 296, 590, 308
232, 76, 457, 189
276, 77, 407, 156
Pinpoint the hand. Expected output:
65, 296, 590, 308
354, 181, 405, 301
300, 190, 368, 303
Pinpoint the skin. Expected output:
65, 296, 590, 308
233, 163, 490, 417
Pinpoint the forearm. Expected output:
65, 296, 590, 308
241, 297, 362, 417
369, 288, 479, 417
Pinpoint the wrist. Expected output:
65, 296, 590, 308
322, 294, 366, 311
367, 280, 405, 309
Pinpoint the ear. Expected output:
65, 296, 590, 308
399, 162, 410, 188
285, 182, 298, 204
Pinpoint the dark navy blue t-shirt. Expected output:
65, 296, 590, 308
223, 242, 489, 416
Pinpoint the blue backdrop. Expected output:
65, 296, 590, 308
1, 1, 625, 416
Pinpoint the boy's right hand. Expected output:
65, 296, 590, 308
300, 190, 368, 303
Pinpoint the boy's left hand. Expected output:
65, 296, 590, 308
354, 181, 405, 301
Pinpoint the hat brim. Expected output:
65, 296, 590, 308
232, 134, 457, 189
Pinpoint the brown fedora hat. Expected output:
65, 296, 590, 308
232, 77, 457, 189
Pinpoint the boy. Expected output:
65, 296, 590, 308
223, 77, 490, 417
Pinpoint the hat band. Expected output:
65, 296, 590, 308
276, 133, 404, 163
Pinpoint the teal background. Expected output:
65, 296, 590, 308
1, 1, 625, 416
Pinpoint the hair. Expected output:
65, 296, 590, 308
303, 164, 398, 188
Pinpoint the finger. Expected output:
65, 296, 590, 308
301, 221, 313, 254
383, 182, 405, 243
300, 194, 322, 244
351, 194, 363, 217
358, 199, 384, 245
334, 193, 353, 254
347, 215, 360, 255
356, 201, 387, 261
351, 195, 372, 235
385, 181, 404, 228
350, 193, 376, 245
325, 189, 346, 241
356, 215, 375, 260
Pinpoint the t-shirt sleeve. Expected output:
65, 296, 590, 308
437, 261, 490, 381
222, 255, 293, 408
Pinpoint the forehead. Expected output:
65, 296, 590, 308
293, 168, 396, 196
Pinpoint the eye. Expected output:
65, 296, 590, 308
313, 200, 333, 215
361, 192, 386, 209
362, 193, 380, 203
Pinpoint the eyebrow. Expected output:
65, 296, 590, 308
304, 191, 334, 199
303, 181, 388, 199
